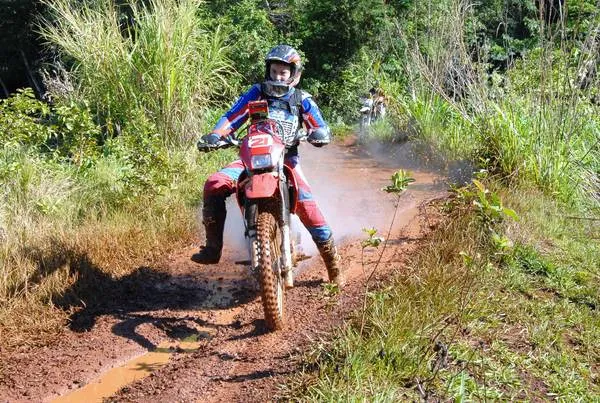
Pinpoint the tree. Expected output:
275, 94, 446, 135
0, 0, 46, 97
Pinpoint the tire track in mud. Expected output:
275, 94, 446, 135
111, 141, 448, 402
0, 141, 448, 402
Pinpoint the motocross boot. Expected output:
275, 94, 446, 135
316, 237, 345, 288
191, 196, 226, 264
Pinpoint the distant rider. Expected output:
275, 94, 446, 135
193, 45, 345, 287
368, 82, 386, 119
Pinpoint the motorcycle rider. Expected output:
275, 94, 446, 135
368, 81, 386, 119
193, 45, 345, 287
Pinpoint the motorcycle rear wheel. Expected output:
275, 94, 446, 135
256, 206, 285, 331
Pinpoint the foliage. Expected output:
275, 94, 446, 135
0, 88, 172, 203
39, 0, 236, 144
329, 122, 355, 139
455, 179, 518, 228
278, 2, 600, 397
0, 88, 53, 148
0, 88, 100, 165
0, 83, 239, 343
200, 0, 291, 90
391, 0, 600, 207
359, 115, 398, 145
321, 282, 340, 297
294, 0, 391, 81
470, 0, 538, 66
292, 0, 398, 120
361, 227, 384, 249
382, 170, 415, 194
284, 186, 600, 400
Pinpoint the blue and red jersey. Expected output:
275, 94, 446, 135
211, 84, 329, 137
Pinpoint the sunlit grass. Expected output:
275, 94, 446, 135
0, 0, 242, 350
283, 186, 600, 400
39, 0, 236, 144
0, 146, 237, 350
361, 118, 397, 144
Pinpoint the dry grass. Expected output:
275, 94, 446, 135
0, 204, 198, 352
0, 146, 235, 352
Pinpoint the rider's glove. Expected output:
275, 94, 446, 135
197, 133, 221, 150
307, 127, 331, 148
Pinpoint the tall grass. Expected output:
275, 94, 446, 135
0, 145, 235, 350
40, 0, 236, 144
482, 92, 599, 205
284, 186, 599, 400
396, 0, 600, 208
283, 206, 485, 400
282, 2, 600, 398
1, 0, 243, 350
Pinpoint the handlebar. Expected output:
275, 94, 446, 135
197, 136, 239, 153
197, 125, 308, 153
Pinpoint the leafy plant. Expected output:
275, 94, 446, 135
0, 88, 53, 148
361, 227, 384, 248
0, 88, 100, 165
382, 170, 416, 193
40, 0, 236, 144
454, 179, 518, 229
491, 232, 514, 253
322, 282, 341, 297
200, 0, 287, 88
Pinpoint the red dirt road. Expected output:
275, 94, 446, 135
0, 141, 448, 402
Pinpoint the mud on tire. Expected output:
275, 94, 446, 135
256, 206, 285, 331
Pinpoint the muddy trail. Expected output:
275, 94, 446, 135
0, 140, 449, 402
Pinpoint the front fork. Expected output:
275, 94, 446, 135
244, 203, 260, 278
243, 185, 293, 288
279, 178, 294, 288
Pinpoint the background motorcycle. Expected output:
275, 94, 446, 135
358, 94, 386, 141
198, 100, 301, 331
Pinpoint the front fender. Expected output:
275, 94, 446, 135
245, 173, 279, 198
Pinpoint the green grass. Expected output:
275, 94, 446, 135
0, 0, 244, 350
283, 186, 600, 400
330, 122, 354, 139
397, 89, 600, 208
40, 0, 236, 144
360, 118, 398, 144
0, 145, 237, 350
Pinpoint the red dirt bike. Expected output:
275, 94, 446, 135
198, 100, 302, 331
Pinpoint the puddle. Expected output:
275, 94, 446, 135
52, 339, 203, 403
53, 309, 237, 403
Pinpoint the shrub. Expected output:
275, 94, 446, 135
40, 0, 236, 145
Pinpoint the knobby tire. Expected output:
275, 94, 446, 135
256, 205, 285, 331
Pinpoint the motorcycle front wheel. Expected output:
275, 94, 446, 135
359, 114, 371, 142
256, 204, 285, 331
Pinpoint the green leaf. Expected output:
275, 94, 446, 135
472, 179, 485, 193
502, 207, 519, 221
